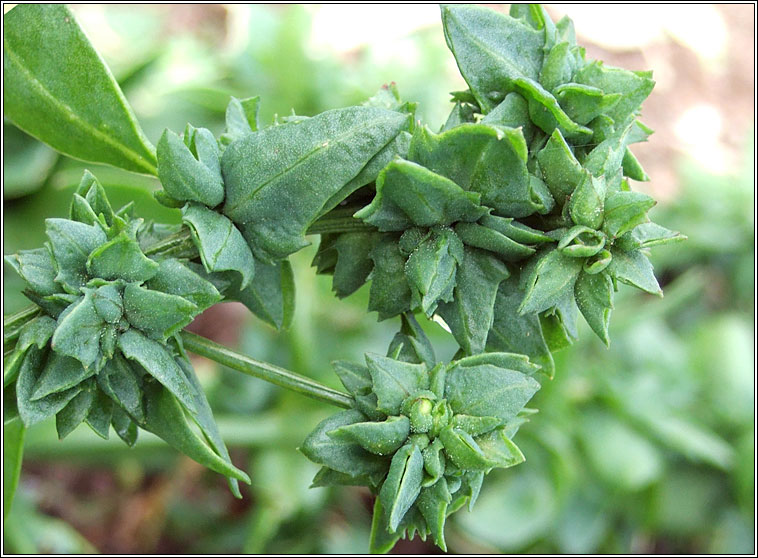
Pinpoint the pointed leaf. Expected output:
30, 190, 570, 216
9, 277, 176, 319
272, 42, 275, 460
31, 352, 94, 401
225, 95, 260, 138
111, 406, 138, 447
3, 5, 157, 174
368, 235, 412, 320
329, 415, 410, 456
222, 258, 295, 330
379, 443, 424, 532
97, 355, 145, 423
365, 353, 428, 415
608, 248, 662, 296
603, 191, 655, 238
223, 106, 410, 261
574, 271, 613, 345
455, 222, 535, 261
475, 428, 525, 468
536, 129, 585, 204
332, 360, 373, 397
417, 478, 451, 551
437, 247, 509, 355
16, 347, 82, 427
86, 232, 159, 283
4, 247, 59, 297
145, 258, 221, 310
51, 292, 104, 369
519, 248, 583, 315
405, 228, 462, 316
123, 283, 197, 341
45, 218, 106, 291
182, 203, 255, 289
118, 329, 197, 414
386, 313, 437, 369
157, 128, 224, 207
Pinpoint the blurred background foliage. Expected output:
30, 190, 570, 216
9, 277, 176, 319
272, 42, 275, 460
2, 4, 754, 554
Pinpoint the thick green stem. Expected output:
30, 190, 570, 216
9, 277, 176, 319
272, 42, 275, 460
179, 330, 354, 409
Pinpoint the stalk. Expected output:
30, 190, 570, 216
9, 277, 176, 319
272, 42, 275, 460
306, 206, 376, 235
180, 330, 354, 409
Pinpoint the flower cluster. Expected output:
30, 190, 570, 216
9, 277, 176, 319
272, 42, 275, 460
5, 173, 249, 494
301, 315, 540, 551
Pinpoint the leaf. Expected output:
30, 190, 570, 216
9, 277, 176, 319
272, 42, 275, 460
437, 247, 509, 355
30, 352, 94, 401
356, 159, 486, 231
3, 419, 25, 519
557, 225, 606, 258
117, 329, 197, 414
110, 406, 138, 447
3, 4, 157, 174
332, 360, 373, 397
405, 228, 462, 316
141, 381, 251, 485
51, 292, 104, 369
536, 129, 585, 204
439, 427, 491, 470
223, 106, 409, 261
365, 353, 428, 415
86, 232, 159, 283
487, 278, 554, 376
328, 415, 410, 456
224, 96, 260, 138
45, 218, 106, 291
300, 409, 388, 478
379, 443, 425, 532
603, 191, 655, 238
313, 232, 376, 298
386, 313, 437, 369
175, 356, 245, 498
96, 355, 145, 422
157, 128, 224, 207
568, 174, 605, 230
145, 258, 222, 310
122, 284, 197, 341
16, 347, 82, 427
554, 83, 621, 126
475, 428, 525, 468
90, 284, 123, 324
621, 222, 686, 250
454, 222, 535, 261
84, 388, 113, 439
182, 203, 255, 290
417, 478, 452, 551
608, 248, 662, 296
223, 258, 295, 330
574, 271, 613, 345
368, 235, 412, 320
518, 248, 584, 315
444, 360, 540, 422
4, 247, 60, 297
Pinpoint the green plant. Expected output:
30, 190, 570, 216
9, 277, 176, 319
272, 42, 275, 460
3, 4, 684, 553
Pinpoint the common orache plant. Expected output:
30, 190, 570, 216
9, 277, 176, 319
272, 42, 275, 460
3, 4, 684, 552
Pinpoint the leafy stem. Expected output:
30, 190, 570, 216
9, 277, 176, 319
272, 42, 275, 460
179, 330, 354, 409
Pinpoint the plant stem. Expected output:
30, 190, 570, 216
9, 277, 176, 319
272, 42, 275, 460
179, 330, 354, 409
306, 206, 376, 235
143, 227, 196, 258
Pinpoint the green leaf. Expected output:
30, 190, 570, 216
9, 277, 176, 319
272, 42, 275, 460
90, 284, 123, 324
117, 329, 197, 414
332, 360, 373, 397
30, 352, 94, 401
157, 128, 224, 207
51, 292, 104, 369
487, 277, 555, 376
86, 232, 159, 283
96, 355, 145, 423
574, 271, 613, 345
608, 248, 662, 296
622, 147, 649, 181
475, 428, 525, 468
313, 232, 376, 298
405, 228, 463, 316
558, 225, 606, 258
386, 313, 437, 369
3, 4, 157, 174
141, 381, 251, 485
145, 258, 222, 310
75, 171, 116, 226
223, 106, 409, 261
568, 174, 605, 230
3, 419, 25, 519
536, 129, 585, 204
45, 218, 107, 291
519, 248, 584, 315
182, 203, 255, 290
603, 191, 655, 238
620, 222, 686, 250
110, 406, 138, 447
445, 359, 540, 422
417, 478, 452, 551
554, 83, 621, 126
224, 96, 260, 138
365, 353, 428, 415
84, 388, 112, 439
223, 258, 295, 330
5, 247, 60, 297
439, 427, 491, 470
122, 283, 197, 341
454, 222, 535, 261
368, 235, 412, 321
437, 247, 509, 355
175, 356, 244, 498
357, 159, 486, 231
328, 415, 410, 456
451, 414, 503, 437
16, 347, 82, 427
300, 409, 388, 478
379, 443, 424, 532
